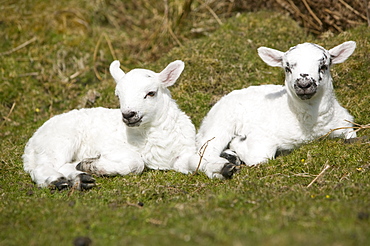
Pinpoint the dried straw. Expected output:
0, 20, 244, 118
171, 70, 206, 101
193, 137, 215, 176
307, 161, 330, 188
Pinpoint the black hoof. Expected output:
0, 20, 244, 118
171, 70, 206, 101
220, 163, 240, 179
77, 173, 96, 190
51, 177, 70, 190
76, 161, 94, 173
76, 162, 83, 171
220, 150, 244, 166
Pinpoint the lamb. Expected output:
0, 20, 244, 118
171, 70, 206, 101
197, 41, 357, 179
23, 60, 200, 190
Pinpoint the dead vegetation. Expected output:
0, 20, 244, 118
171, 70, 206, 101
93, 0, 370, 64
221, 0, 370, 34
1, 0, 368, 129
3, 1, 368, 72
271, 0, 370, 34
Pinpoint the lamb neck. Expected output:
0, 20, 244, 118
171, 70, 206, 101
287, 81, 335, 134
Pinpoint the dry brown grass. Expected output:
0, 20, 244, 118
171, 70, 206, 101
273, 0, 370, 34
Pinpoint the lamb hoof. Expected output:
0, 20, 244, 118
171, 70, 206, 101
220, 150, 244, 166
51, 177, 70, 190
76, 162, 84, 171
76, 155, 100, 173
76, 173, 96, 190
221, 163, 240, 179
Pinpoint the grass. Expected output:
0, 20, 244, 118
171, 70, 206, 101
1, 1, 370, 245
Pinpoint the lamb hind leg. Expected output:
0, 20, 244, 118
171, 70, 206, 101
229, 135, 277, 166
76, 151, 145, 176
75, 155, 102, 175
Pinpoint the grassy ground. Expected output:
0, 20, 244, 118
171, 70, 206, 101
1, 1, 370, 245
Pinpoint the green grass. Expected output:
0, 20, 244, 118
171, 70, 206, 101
1, 1, 370, 245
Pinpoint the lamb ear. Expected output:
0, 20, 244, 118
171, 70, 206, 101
158, 60, 185, 87
257, 47, 285, 67
109, 60, 125, 83
329, 41, 356, 64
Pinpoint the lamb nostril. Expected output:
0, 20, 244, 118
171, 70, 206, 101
300, 73, 309, 78
122, 111, 136, 120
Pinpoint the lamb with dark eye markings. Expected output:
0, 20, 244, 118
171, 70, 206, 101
197, 41, 357, 179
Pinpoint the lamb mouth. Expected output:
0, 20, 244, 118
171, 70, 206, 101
122, 117, 143, 127
294, 85, 317, 100
296, 91, 316, 100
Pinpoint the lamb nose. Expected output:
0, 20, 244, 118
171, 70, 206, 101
298, 80, 312, 89
300, 73, 309, 78
122, 111, 136, 120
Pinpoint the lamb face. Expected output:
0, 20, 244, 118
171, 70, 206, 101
110, 60, 185, 127
197, 41, 357, 179
283, 43, 331, 100
23, 59, 198, 189
115, 69, 165, 127
257, 41, 356, 101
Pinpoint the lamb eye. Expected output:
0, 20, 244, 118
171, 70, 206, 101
320, 65, 328, 72
144, 91, 156, 99
285, 67, 292, 73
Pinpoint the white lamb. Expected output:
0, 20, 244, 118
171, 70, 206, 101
197, 41, 357, 179
23, 60, 199, 190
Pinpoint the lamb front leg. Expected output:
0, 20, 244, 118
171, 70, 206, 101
57, 162, 96, 190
